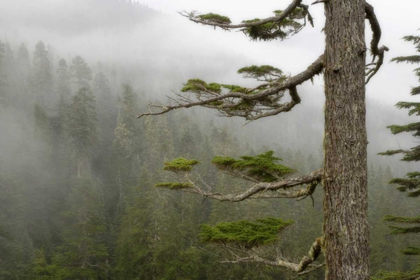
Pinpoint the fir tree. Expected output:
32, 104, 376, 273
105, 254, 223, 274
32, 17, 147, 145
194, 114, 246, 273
379, 31, 420, 278
56, 59, 71, 100
50, 178, 109, 279
67, 87, 99, 178
32, 41, 52, 104
69, 55, 92, 91
138, 1, 390, 278
113, 84, 141, 200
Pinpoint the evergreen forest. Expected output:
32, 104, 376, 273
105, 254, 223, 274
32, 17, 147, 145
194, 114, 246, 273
0, 0, 419, 279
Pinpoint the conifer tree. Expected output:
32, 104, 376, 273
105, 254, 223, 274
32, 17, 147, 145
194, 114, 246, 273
138, 1, 389, 278
32, 41, 52, 104
56, 59, 71, 99
69, 55, 92, 91
379, 32, 420, 278
67, 87, 99, 178
113, 84, 141, 199
50, 178, 109, 279
93, 71, 115, 143
16, 43, 32, 109
17, 44, 30, 74
115, 168, 154, 280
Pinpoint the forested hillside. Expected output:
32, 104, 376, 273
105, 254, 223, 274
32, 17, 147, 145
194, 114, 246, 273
0, 0, 419, 279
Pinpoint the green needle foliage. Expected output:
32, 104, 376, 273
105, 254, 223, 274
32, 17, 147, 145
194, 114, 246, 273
238, 65, 285, 81
402, 247, 420, 256
212, 151, 294, 182
380, 32, 420, 267
155, 182, 194, 190
242, 9, 306, 41
181, 79, 222, 94
200, 218, 293, 249
197, 13, 231, 24
163, 157, 200, 172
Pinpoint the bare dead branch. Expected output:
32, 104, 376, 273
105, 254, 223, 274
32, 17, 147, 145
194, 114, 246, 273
365, 2, 389, 84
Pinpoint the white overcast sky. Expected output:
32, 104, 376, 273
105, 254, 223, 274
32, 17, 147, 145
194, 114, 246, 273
0, 0, 418, 105
135, 0, 420, 104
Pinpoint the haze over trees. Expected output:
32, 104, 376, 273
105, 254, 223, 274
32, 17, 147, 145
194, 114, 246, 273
0, 0, 419, 279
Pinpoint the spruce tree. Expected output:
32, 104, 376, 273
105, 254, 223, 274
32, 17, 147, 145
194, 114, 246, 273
113, 84, 141, 201
138, 1, 389, 278
379, 32, 420, 278
32, 41, 52, 104
67, 87, 99, 178
56, 58, 71, 99
50, 178, 109, 279
69, 55, 92, 91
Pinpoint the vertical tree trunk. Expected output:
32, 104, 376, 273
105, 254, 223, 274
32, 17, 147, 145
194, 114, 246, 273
324, 0, 369, 279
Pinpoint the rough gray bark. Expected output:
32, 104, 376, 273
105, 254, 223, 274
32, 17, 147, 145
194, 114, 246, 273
323, 0, 369, 279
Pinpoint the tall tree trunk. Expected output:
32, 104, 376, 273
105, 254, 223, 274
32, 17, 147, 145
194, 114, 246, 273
323, 0, 369, 279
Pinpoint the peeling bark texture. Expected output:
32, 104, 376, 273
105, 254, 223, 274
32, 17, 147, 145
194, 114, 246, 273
324, 0, 369, 279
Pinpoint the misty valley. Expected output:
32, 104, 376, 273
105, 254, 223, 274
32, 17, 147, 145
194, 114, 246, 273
0, 0, 419, 279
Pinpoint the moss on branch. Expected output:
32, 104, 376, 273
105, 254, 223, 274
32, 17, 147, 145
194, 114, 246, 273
200, 218, 293, 249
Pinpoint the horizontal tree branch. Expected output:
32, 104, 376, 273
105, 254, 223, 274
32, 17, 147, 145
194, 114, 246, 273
137, 56, 324, 119
250, 180, 319, 199
182, 170, 323, 203
221, 236, 324, 274
181, 0, 305, 29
